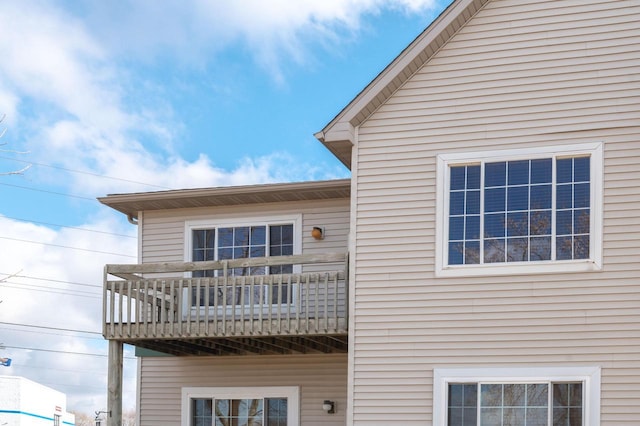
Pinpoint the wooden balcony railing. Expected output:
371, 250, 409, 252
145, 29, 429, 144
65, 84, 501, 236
103, 253, 349, 348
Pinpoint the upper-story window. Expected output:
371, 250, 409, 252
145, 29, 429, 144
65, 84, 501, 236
186, 215, 301, 277
436, 143, 603, 277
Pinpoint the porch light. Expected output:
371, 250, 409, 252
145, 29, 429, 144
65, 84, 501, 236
322, 400, 335, 414
311, 226, 325, 240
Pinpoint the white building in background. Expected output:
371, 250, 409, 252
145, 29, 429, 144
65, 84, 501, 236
0, 376, 75, 426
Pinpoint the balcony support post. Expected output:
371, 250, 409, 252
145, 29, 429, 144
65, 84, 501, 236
107, 339, 123, 426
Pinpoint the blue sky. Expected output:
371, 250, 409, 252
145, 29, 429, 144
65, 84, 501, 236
0, 0, 449, 416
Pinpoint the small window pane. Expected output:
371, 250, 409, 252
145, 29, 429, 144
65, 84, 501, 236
556, 210, 573, 236
485, 188, 506, 213
556, 185, 573, 209
557, 236, 573, 260
234, 227, 250, 246
508, 186, 529, 211
530, 237, 551, 261
467, 166, 481, 190
450, 191, 465, 215
251, 226, 266, 245
449, 217, 464, 241
465, 216, 480, 240
484, 239, 505, 263
219, 228, 234, 247
574, 183, 590, 208
575, 235, 590, 259
508, 160, 529, 185
465, 241, 480, 264
575, 209, 590, 234
451, 166, 467, 190
530, 211, 551, 236
449, 242, 464, 265
485, 213, 505, 238
557, 158, 573, 183
531, 158, 552, 184
507, 212, 528, 237
574, 157, 590, 182
466, 191, 480, 214
530, 185, 551, 209
507, 238, 528, 262
485, 162, 506, 187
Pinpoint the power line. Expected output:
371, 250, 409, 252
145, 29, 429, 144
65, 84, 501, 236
0, 321, 101, 336
0, 215, 135, 239
0, 326, 104, 341
0, 181, 96, 201
3, 345, 136, 360
0, 236, 136, 258
0, 272, 102, 289
0, 281, 100, 299
0, 154, 173, 190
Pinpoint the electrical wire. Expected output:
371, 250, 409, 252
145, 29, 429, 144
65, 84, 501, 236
0, 281, 101, 299
3, 345, 136, 360
0, 235, 136, 258
0, 272, 102, 289
0, 181, 96, 201
0, 321, 101, 335
0, 154, 173, 190
0, 215, 135, 239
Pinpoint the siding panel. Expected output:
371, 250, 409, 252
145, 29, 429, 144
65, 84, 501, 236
353, 0, 640, 424
137, 354, 347, 426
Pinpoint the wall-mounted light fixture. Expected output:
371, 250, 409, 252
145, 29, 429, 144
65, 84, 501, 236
311, 226, 325, 240
322, 400, 335, 414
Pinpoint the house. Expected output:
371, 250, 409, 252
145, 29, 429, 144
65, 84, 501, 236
0, 375, 76, 426
99, 0, 640, 425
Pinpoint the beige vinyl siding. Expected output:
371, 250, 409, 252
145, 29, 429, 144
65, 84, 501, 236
140, 198, 350, 265
352, 0, 640, 424
138, 354, 347, 426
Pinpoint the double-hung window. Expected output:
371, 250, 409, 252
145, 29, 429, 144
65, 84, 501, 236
182, 386, 299, 426
434, 367, 601, 426
436, 143, 602, 277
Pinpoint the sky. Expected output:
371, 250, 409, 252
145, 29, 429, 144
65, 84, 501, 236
0, 0, 449, 417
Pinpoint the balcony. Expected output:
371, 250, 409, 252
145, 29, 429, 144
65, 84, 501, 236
103, 253, 348, 356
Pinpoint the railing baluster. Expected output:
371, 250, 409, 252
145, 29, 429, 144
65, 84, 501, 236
177, 279, 183, 337
332, 273, 338, 333
143, 281, 149, 338
151, 280, 158, 338
118, 282, 124, 338
103, 253, 349, 345
204, 277, 210, 336
126, 281, 132, 338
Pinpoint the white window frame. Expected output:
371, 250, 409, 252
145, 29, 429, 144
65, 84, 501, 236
184, 214, 302, 316
433, 366, 601, 426
181, 385, 300, 426
185, 213, 302, 267
435, 142, 603, 277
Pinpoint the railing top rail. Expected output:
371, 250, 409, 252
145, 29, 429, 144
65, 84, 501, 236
106, 252, 347, 277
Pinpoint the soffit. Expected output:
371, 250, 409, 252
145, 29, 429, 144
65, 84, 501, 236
316, 0, 490, 169
98, 179, 351, 217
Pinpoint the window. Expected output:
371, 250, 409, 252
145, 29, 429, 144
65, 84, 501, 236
185, 216, 301, 308
436, 143, 603, 277
182, 386, 299, 426
191, 224, 294, 277
53, 415, 61, 426
434, 367, 600, 426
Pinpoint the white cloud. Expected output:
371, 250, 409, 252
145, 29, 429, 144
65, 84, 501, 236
0, 0, 438, 416
0, 215, 138, 413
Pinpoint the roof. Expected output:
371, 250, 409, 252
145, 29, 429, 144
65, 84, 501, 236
98, 179, 351, 217
315, 0, 489, 168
